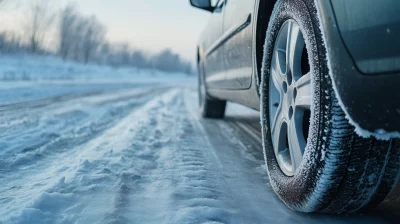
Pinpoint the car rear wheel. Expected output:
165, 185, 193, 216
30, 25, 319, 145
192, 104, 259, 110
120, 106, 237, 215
198, 60, 226, 118
260, 0, 399, 213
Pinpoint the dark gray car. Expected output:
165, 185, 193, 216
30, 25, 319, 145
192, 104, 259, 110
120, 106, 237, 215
191, 0, 400, 213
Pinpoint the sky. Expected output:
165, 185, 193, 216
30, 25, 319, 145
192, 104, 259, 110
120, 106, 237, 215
0, 0, 212, 62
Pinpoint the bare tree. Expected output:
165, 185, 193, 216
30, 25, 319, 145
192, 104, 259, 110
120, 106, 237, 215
25, 0, 54, 53
57, 4, 193, 74
0, 31, 24, 53
98, 42, 110, 64
81, 16, 105, 64
131, 51, 149, 69
59, 4, 78, 60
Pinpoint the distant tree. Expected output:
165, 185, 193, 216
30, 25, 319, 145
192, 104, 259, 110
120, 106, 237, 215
150, 49, 193, 74
25, 0, 54, 53
119, 43, 131, 65
3, 1, 193, 75
153, 49, 180, 72
59, 4, 78, 60
131, 51, 148, 69
70, 18, 86, 61
0, 31, 26, 54
0, 32, 7, 52
98, 42, 110, 64
81, 16, 105, 64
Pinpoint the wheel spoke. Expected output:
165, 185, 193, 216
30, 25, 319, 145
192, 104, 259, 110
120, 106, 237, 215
271, 52, 285, 94
269, 19, 310, 177
271, 108, 284, 154
295, 72, 312, 110
286, 21, 305, 80
288, 119, 305, 171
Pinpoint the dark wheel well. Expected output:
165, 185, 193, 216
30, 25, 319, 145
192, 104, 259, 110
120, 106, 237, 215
197, 48, 200, 64
255, 0, 277, 86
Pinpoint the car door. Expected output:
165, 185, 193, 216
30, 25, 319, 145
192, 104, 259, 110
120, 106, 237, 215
222, 0, 256, 89
202, 0, 227, 89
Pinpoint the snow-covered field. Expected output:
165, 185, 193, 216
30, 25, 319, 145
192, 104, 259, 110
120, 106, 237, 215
0, 55, 193, 105
0, 55, 193, 82
0, 56, 399, 223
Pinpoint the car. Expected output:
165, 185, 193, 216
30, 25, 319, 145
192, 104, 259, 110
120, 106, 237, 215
190, 0, 400, 213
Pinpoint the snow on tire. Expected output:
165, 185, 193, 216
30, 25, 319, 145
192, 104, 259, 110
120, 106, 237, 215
260, 0, 400, 213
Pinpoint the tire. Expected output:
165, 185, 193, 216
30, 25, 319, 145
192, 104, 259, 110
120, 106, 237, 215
198, 60, 226, 118
260, 0, 400, 213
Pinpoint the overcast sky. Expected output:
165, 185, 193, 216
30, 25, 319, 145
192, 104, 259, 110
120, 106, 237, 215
0, 0, 212, 62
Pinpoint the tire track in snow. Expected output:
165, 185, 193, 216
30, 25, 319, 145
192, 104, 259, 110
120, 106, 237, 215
2, 89, 183, 223
0, 87, 170, 222
102, 89, 233, 223
0, 87, 167, 128
164, 94, 233, 224
0, 91, 104, 112
0, 83, 156, 112
0, 87, 165, 160
102, 91, 183, 223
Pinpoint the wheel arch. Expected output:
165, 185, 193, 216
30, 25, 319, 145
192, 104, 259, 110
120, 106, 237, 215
254, 0, 277, 86
197, 47, 200, 63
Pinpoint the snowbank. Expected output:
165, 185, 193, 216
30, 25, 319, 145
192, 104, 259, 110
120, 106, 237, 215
0, 54, 196, 105
0, 54, 194, 83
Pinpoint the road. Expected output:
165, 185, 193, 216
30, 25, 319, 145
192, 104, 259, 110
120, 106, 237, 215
0, 83, 399, 223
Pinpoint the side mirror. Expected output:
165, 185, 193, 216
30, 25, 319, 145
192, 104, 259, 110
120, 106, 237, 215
190, 0, 214, 12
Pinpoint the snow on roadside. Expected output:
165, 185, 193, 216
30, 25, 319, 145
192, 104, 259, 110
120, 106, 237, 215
0, 54, 193, 83
0, 55, 195, 106
2, 89, 179, 223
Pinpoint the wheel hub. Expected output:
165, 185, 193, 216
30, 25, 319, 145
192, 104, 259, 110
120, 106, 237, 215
268, 20, 312, 176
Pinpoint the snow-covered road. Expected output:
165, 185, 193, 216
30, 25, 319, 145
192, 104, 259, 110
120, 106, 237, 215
0, 83, 399, 223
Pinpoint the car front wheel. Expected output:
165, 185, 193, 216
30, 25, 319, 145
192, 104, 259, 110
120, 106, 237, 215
260, 0, 399, 213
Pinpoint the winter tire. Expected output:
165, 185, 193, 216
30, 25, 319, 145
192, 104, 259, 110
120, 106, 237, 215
198, 60, 226, 118
260, 0, 400, 213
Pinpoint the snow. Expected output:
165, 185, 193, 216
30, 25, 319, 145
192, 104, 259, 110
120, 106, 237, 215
0, 54, 191, 83
0, 82, 142, 105
0, 55, 397, 223
0, 55, 195, 106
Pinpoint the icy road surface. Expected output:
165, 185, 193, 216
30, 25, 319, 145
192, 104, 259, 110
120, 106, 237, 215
0, 83, 399, 223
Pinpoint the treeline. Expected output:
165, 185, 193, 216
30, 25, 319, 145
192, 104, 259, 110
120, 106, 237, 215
0, 1, 194, 75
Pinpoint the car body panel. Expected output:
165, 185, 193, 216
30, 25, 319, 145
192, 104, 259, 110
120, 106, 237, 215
330, 0, 400, 74
316, 0, 400, 135
200, 2, 226, 89
222, 0, 255, 89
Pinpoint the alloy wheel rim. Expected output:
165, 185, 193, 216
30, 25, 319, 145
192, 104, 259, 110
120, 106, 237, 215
269, 20, 312, 176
